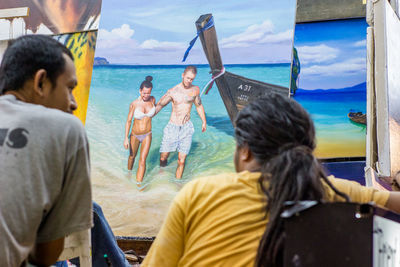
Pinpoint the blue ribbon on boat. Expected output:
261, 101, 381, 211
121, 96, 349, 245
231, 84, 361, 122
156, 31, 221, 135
182, 16, 214, 62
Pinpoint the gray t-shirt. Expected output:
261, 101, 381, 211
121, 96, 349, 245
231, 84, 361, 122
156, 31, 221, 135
0, 95, 92, 266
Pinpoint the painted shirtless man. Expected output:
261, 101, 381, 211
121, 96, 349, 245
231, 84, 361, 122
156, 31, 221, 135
154, 65, 206, 179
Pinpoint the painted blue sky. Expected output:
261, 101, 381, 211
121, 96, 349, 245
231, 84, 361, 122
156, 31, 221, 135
95, 0, 296, 64
294, 19, 367, 90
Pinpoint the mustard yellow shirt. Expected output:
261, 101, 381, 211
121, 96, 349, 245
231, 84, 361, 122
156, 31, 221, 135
142, 171, 390, 267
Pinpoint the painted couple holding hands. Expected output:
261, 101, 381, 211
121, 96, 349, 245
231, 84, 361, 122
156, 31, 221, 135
124, 66, 206, 187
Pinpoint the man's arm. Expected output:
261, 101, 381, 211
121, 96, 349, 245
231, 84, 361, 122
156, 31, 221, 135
124, 103, 135, 149
329, 176, 399, 213
194, 88, 206, 132
29, 238, 64, 266
154, 90, 173, 116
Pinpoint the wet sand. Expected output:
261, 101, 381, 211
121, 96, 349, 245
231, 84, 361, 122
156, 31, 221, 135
92, 168, 180, 236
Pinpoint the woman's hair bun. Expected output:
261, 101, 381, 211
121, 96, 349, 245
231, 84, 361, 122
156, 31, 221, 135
140, 75, 153, 89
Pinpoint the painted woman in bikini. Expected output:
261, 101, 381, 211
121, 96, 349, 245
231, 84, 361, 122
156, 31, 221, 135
124, 76, 156, 186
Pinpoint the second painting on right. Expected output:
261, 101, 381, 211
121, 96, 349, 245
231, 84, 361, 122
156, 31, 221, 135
292, 18, 368, 158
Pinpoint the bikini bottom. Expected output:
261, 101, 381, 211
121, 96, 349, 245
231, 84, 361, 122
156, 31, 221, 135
129, 131, 152, 156
133, 131, 152, 142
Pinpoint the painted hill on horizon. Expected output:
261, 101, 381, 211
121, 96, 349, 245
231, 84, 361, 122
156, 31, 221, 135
93, 57, 109, 66
296, 82, 366, 94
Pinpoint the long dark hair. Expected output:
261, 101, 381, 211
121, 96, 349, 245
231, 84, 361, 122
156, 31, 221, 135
234, 94, 348, 267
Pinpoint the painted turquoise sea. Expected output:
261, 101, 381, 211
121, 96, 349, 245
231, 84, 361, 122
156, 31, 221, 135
85, 64, 366, 235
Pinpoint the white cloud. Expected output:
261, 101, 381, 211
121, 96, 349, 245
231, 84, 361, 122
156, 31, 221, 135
353, 39, 366, 47
258, 29, 293, 44
98, 24, 135, 40
220, 20, 274, 48
96, 38, 138, 51
297, 44, 339, 64
220, 21, 293, 49
139, 39, 185, 51
302, 57, 366, 77
94, 20, 292, 64
96, 37, 186, 63
97, 24, 184, 53
96, 24, 138, 52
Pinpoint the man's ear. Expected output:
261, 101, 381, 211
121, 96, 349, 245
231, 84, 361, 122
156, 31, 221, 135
240, 145, 252, 162
32, 69, 47, 97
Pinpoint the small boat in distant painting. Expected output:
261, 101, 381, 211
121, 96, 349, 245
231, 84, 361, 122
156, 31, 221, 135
348, 111, 366, 125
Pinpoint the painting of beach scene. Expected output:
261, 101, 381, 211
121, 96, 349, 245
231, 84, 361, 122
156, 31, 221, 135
292, 18, 367, 159
87, 0, 296, 236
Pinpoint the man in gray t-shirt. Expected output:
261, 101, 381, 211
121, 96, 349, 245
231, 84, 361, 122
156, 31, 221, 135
0, 35, 92, 266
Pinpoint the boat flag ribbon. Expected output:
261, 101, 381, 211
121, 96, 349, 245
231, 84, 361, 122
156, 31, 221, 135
182, 16, 215, 62
201, 66, 225, 96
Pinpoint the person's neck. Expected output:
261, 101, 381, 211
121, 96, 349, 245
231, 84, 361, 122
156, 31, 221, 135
140, 97, 151, 103
246, 166, 262, 172
180, 82, 190, 90
5, 90, 28, 102
237, 160, 262, 173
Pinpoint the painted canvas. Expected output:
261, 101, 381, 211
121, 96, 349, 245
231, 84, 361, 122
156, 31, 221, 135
0, 0, 102, 40
54, 31, 98, 123
292, 18, 368, 159
88, 0, 297, 236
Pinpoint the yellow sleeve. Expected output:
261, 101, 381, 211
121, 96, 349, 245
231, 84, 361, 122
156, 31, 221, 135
141, 185, 189, 266
327, 176, 390, 206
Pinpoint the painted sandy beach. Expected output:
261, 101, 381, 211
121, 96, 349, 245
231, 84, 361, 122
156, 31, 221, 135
294, 83, 367, 158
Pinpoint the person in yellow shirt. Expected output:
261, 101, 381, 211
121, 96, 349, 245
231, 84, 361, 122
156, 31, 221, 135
141, 93, 400, 267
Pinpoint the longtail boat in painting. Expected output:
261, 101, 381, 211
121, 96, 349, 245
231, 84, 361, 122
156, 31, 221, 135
195, 14, 290, 125
348, 111, 366, 125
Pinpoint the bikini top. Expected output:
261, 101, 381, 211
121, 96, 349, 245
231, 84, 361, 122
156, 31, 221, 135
134, 105, 155, 120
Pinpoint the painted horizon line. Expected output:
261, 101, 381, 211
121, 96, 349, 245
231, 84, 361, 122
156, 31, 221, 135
93, 63, 291, 68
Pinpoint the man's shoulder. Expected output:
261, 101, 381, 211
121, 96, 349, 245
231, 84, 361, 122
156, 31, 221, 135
184, 171, 261, 192
27, 106, 86, 140
182, 173, 238, 194
175, 173, 247, 209
9, 101, 82, 127
192, 85, 200, 94
165, 85, 180, 100
176, 174, 227, 199
43, 108, 84, 129
169, 84, 180, 93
